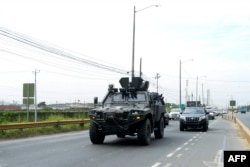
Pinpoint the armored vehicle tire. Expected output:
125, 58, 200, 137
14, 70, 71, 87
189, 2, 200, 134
137, 118, 151, 145
116, 133, 126, 138
154, 116, 164, 139
180, 123, 184, 131
89, 121, 105, 144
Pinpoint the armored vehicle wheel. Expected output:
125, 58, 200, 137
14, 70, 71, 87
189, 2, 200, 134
154, 116, 164, 139
116, 133, 126, 138
137, 118, 151, 145
89, 121, 105, 144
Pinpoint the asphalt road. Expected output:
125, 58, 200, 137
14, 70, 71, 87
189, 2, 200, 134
0, 117, 249, 167
234, 111, 250, 129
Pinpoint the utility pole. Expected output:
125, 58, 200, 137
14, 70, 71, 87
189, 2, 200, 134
196, 76, 198, 106
155, 73, 160, 93
33, 69, 40, 122
207, 89, 210, 106
202, 83, 204, 106
139, 58, 142, 77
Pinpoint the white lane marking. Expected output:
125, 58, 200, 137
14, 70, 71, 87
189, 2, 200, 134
176, 147, 182, 151
176, 154, 182, 158
203, 149, 223, 167
151, 162, 161, 167
220, 136, 226, 163
163, 163, 172, 167
167, 153, 174, 158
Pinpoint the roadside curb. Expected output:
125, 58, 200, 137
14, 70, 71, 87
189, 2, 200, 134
222, 113, 250, 146
235, 118, 250, 146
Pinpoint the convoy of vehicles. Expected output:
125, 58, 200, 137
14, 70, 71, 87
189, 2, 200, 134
89, 89, 247, 145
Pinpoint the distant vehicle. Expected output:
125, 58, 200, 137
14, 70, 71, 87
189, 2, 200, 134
205, 106, 219, 116
179, 107, 209, 132
234, 109, 239, 113
169, 108, 181, 120
240, 106, 247, 114
222, 109, 228, 114
206, 108, 215, 120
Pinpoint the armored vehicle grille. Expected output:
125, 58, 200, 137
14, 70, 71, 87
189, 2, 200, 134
104, 112, 129, 121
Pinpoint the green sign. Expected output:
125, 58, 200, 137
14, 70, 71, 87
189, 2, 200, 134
23, 83, 35, 105
23, 83, 35, 97
230, 100, 236, 107
23, 98, 34, 105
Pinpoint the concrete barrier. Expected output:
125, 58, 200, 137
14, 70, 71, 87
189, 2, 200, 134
222, 113, 250, 145
235, 118, 250, 146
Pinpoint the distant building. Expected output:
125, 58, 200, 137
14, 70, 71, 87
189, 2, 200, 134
0, 105, 21, 111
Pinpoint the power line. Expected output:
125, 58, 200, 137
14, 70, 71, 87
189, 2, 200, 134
0, 26, 129, 75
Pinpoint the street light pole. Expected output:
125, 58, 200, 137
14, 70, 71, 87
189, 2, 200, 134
179, 59, 193, 109
131, 5, 158, 78
179, 60, 181, 108
196, 75, 206, 106
132, 6, 136, 78
155, 73, 160, 93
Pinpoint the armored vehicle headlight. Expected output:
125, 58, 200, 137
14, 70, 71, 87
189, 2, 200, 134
90, 115, 96, 119
136, 116, 141, 120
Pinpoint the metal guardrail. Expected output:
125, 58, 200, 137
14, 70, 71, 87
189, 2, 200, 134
0, 119, 90, 131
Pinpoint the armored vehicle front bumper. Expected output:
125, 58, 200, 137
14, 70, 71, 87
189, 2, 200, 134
89, 111, 145, 135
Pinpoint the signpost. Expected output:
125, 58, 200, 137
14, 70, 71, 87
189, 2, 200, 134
23, 83, 35, 121
230, 100, 236, 120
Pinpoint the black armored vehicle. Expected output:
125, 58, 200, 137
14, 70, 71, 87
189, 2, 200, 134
89, 77, 166, 145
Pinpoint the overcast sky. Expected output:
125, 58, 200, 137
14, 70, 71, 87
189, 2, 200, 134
1, 0, 250, 108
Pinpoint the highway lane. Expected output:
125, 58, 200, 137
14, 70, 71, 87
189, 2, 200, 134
0, 117, 249, 167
